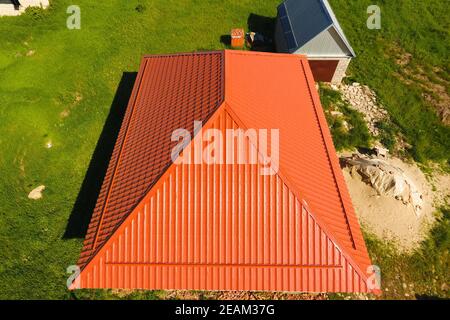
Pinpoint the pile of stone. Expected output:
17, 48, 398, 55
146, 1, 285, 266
334, 82, 389, 136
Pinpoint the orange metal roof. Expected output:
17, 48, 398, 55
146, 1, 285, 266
78, 52, 225, 268
75, 50, 374, 293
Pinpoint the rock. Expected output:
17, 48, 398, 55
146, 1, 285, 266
341, 155, 424, 216
338, 83, 389, 137
342, 120, 350, 131
28, 185, 45, 200
330, 111, 343, 117
374, 145, 389, 158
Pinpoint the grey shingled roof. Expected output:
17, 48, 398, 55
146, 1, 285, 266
277, 0, 356, 56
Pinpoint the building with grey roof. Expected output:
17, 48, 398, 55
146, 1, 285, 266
275, 0, 355, 83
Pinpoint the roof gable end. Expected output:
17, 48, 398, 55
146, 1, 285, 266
296, 26, 354, 57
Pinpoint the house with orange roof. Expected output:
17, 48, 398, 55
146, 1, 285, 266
72, 50, 377, 293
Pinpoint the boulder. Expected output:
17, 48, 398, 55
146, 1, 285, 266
341, 155, 423, 216
28, 185, 45, 200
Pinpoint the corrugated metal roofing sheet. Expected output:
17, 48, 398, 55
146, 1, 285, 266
75, 50, 373, 293
78, 52, 225, 268
77, 106, 369, 292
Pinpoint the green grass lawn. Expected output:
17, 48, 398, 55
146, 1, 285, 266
319, 85, 372, 151
0, 0, 448, 299
331, 0, 450, 164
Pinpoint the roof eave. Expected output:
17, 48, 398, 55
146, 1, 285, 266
330, 25, 356, 57
320, 0, 356, 57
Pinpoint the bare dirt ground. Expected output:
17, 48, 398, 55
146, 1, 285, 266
158, 290, 327, 300
339, 152, 442, 251
110, 289, 327, 300
335, 79, 449, 252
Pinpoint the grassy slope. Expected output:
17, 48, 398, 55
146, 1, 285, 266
319, 85, 372, 151
330, 0, 450, 164
0, 1, 448, 299
364, 207, 449, 299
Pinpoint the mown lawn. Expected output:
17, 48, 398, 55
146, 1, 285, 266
0, 0, 448, 299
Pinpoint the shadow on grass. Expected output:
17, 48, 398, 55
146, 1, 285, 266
219, 35, 231, 48
247, 13, 276, 38
247, 13, 276, 52
63, 72, 137, 239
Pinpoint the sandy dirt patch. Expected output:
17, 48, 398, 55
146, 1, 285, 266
340, 153, 438, 251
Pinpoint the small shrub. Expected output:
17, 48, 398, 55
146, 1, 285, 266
319, 85, 371, 151
135, 4, 146, 13
23, 6, 48, 21
376, 121, 398, 151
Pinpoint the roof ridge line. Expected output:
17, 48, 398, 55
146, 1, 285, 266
299, 60, 357, 249
299, 60, 372, 277
142, 50, 225, 59
225, 49, 306, 59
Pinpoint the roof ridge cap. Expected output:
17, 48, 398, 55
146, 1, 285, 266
225, 50, 307, 59
143, 50, 225, 59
